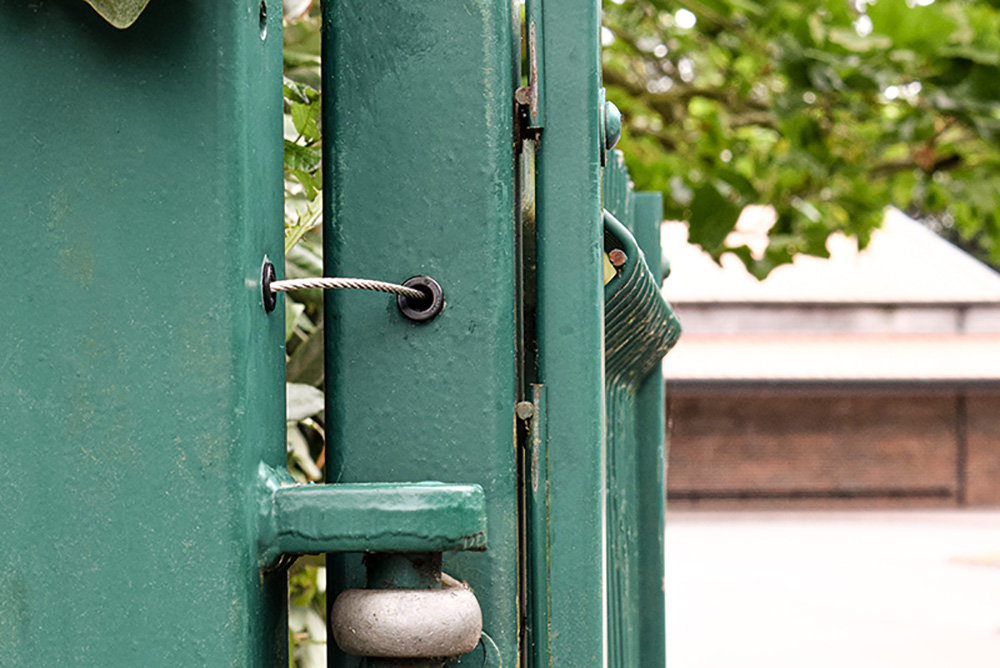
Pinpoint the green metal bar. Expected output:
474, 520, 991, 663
632, 191, 669, 668
365, 553, 442, 591
0, 1, 286, 665
604, 207, 678, 667
257, 473, 487, 565
603, 150, 633, 227
533, 0, 607, 664
321, 2, 519, 665
523, 0, 545, 129
524, 384, 550, 668
603, 149, 678, 666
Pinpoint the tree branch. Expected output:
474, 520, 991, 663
870, 154, 963, 178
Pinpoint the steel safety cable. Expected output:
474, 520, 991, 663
269, 277, 426, 300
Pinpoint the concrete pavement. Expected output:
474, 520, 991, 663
666, 511, 1000, 668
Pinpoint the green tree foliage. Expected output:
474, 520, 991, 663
283, 7, 327, 667
603, 0, 1000, 274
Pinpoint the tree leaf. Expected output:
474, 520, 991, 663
291, 101, 321, 142
868, 0, 956, 52
828, 28, 892, 53
285, 299, 306, 343
82, 0, 150, 28
286, 322, 325, 387
283, 77, 319, 105
687, 182, 742, 250
284, 141, 322, 173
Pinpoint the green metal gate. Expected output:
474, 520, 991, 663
0, 1, 679, 665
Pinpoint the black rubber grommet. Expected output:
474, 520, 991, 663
262, 260, 277, 313
397, 276, 444, 322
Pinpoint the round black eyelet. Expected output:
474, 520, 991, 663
396, 276, 444, 323
262, 260, 277, 313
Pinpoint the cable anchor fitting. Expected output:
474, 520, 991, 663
260, 260, 444, 323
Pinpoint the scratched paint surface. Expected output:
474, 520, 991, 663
0, 1, 287, 664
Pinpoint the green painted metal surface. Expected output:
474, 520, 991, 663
530, 1, 608, 665
0, 1, 288, 664
1, 2, 680, 664
523, 0, 545, 130
631, 189, 672, 668
257, 473, 488, 565
320, 2, 519, 666
603, 153, 680, 668
522, 384, 549, 668
604, 211, 680, 386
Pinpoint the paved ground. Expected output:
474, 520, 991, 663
666, 510, 1000, 668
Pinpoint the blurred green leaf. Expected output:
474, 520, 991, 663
292, 102, 321, 143
283, 6, 328, 666
82, 0, 149, 28
687, 182, 742, 249
605, 0, 1000, 273
285, 193, 323, 254
287, 322, 325, 387
284, 141, 322, 173
868, 0, 956, 51
285, 299, 306, 342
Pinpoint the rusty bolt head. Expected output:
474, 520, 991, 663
514, 86, 532, 106
609, 249, 627, 268
515, 401, 535, 421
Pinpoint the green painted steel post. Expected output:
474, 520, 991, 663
632, 190, 669, 667
602, 177, 676, 666
2, 4, 682, 665
321, 2, 519, 665
533, 0, 608, 665
0, 2, 288, 664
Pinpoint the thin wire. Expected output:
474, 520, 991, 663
270, 277, 425, 300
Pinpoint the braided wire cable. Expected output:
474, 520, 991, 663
269, 277, 426, 300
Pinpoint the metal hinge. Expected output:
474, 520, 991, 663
515, 384, 546, 496
515, 0, 544, 133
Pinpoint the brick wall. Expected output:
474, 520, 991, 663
967, 394, 1000, 505
667, 391, 1000, 509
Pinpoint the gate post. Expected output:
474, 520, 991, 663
532, 1, 609, 664
0, 3, 287, 664
321, 1, 519, 665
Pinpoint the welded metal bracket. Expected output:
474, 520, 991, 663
256, 464, 487, 567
